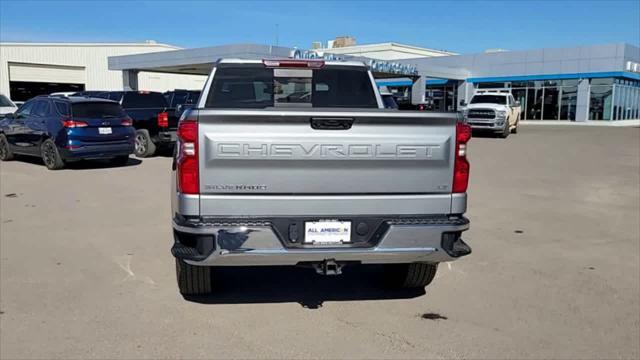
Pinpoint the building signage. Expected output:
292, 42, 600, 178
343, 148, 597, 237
290, 49, 418, 76
626, 61, 640, 74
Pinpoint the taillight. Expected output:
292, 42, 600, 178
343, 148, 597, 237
262, 59, 325, 68
121, 117, 133, 126
157, 112, 169, 128
61, 117, 88, 128
453, 122, 472, 193
176, 118, 198, 194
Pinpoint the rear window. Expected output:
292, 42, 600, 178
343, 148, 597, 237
470, 95, 507, 105
71, 102, 126, 118
0, 95, 13, 107
122, 92, 169, 109
54, 102, 70, 116
205, 65, 378, 109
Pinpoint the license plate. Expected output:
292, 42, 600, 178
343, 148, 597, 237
304, 220, 351, 244
98, 127, 112, 135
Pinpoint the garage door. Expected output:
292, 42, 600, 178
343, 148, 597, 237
8, 62, 86, 84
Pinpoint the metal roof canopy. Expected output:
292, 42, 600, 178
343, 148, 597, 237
108, 43, 468, 80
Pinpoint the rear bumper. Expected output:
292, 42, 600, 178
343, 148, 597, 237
171, 216, 471, 266
154, 130, 177, 144
60, 142, 134, 160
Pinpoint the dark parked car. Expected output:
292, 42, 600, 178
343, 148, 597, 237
74, 91, 178, 157
0, 96, 135, 170
164, 89, 201, 117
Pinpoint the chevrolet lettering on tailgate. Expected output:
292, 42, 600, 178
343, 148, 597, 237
211, 142, 445, 160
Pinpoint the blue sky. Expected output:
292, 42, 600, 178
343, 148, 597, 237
1, 0, 638, 54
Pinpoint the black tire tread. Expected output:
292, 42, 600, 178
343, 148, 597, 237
387, 263, 438, 289
0, 134, 15, 161
41, 139, 65, 170
175, 258, 212, 295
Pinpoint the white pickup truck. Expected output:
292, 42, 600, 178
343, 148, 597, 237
462, 91, 521, 138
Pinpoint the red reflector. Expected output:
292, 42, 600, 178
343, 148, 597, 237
157, 112, 169, 128
178, 157, 199, 194
121, 118, 133, 126
262, 59, 325, 68
453, 123, 472, 193
177, 119, 198, 142
177, 119, 199, 195
453, 158, 470, 193
456, 122, 472, 143
61, 118, 88, 128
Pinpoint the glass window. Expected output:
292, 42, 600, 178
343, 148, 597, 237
542, 87, 560, 120
544, 80, 558, 87
16, 101, 34, 116
560, 86, 577, 121
381, 94, 398, 109
0, 94, 13, 107
591, 78, 614, 86
122, 92, 168, 109
511, 81, 528, 88
32, 100, 49, 117
312, 68, 377, 108
476, 82, 506, 89
54, 101, 70, 116
613, 85, 622, 120
108, 92, 123, 102
171, 92, 188, 107
511, 89, 527, 120
71, 102, 126, 118
562, 79, 579, 86
527, 87, 543, 120
206, 66, 377, 109
274, 77, 312, 104
635, 87, 640, 119
589, 85, 613, 120
470, 95, 507, 104
187, 91, 201, 104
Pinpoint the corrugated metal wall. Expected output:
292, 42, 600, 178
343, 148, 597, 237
0, 43, 208, 99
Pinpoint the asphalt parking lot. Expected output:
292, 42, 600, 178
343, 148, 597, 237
0, 125, 638, 359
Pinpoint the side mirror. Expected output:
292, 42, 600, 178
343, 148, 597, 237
515, 101, 521, 107
459, 100, 467, 107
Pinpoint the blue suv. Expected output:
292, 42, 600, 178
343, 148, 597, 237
0, 96, 135, 170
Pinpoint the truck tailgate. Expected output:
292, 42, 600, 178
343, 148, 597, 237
196, 109, 458, 215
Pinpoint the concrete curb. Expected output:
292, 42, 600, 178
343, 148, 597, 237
520, 120, 640, 127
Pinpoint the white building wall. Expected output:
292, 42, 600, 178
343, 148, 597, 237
0, 43, 207, 99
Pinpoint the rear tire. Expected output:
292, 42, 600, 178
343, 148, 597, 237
385, 263, 438, 289
175, 258, 213, 295
0, 134, 15, 161
111, 155, 129, 166
134, 129, 156, 158
40, 139, 65, 170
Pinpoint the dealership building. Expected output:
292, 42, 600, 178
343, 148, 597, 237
0, 41, 207, 101
1, 40, 638, 122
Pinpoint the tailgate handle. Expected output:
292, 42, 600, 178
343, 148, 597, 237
310, 117, 354, 130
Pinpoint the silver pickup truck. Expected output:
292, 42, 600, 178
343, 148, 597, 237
171, 59, 472, 295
